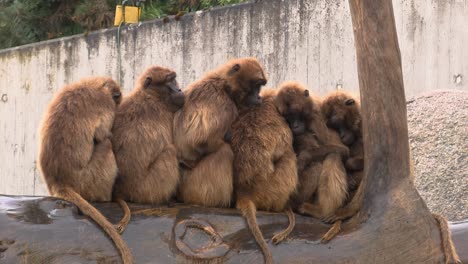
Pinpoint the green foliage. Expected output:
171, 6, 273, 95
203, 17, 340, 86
0, 0, 246, 50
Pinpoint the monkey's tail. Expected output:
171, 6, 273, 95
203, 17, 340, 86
240, 199, 273, 264
272, 207, 295, 245
115, 198, 131, 234
58, 187, 134, 264
432, 213, 461, 264
321, 220, 342, 244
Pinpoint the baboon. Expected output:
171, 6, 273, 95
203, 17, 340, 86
174, 57, 267, 208
112, 66, 185, 233
322, 91, 364, 193
320, 91, 364, 223
38, 77, 133, 264
231, 88, 298, 264
275, 82, 349, 243
322, 91, 461, 263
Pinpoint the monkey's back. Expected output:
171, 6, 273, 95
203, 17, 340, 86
232, 89, 298, 212
38, 78, 117, 201
173, 77, 238, 161
112, 90, 177, 203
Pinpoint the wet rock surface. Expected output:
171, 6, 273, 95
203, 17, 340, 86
408, 90, 468, 221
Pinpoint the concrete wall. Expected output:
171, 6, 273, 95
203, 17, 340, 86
0, 0, 467, 195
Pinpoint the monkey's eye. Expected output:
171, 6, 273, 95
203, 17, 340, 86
345, 99, 355, 106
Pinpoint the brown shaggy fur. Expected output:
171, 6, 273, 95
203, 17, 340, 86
321, 91, 364, 223
232, 89, 298, 264
112, 66, 185, 232
38, 77, 133, 264
275, 82, 349, 243
174, 57, 267, 208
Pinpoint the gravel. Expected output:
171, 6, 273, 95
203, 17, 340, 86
407, 89, 467, 221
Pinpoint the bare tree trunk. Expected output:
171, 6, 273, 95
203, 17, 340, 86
345, 0, 456, 263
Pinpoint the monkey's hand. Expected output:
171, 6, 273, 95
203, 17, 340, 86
297, 152, 312, 172
345, 157, 364, 171
94, 123, 112, 144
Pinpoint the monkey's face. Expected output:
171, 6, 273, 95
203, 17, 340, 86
142, 67, 185, 110
285, 113, 306, 135
324, 97, 359, 146
226, 59, 267, 108
276, 83, 315, 136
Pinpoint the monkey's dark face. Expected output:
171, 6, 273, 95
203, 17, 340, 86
285, 113, 306, 135
325, 98, 358, 146
143, 70, 185, 110
243, 78, 266, 107
226, 60, 267, 108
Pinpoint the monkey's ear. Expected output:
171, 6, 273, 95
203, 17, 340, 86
228, 64, 241, 76
304, 90, 309, 97
144, 77, 152, 88
345, 98, 355, 105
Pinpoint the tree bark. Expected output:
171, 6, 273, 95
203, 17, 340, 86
345, 0, 453, 263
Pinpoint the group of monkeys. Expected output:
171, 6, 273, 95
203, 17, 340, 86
37, 57, 376, 264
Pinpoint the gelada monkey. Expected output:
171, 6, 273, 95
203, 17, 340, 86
275, 82, 349, 243
112, 66, 185, 233
231, 88, 298, 264
174, 57, 267, 208
322, 91, 460, 263
38, 77, 133, 264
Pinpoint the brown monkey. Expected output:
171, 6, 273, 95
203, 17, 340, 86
38, 77, 133, 264
174, 57, 267, 208
111, 66, 185, 232
320, 90, 364, 223
322, 91, 364, 193
322, 91, 461, 262
275, 82, 349, 243
231, 88, 298, 264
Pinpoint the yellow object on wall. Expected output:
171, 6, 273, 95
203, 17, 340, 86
114, 5, 141, 26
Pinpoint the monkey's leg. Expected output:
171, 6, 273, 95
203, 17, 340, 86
237, 199, 273, 264
298, 202, 324, 219
179, 143, 233, 207
271, 207, 295, 245
115, 198, 131, 234
321, 220, 342, 243
432, 213, 461, 264
56, 187, 134, 264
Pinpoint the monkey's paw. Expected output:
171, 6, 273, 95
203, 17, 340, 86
271, 232, 289, 245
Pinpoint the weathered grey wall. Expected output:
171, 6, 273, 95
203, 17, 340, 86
0, 0, 467, 195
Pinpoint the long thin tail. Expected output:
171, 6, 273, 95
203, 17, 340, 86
59, 188, 134, 264
321, 220, 342, 243
240, 200, 273, 264
272, 207, 295, 245
115, 198, 131, 234
432, 213, 461, 264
